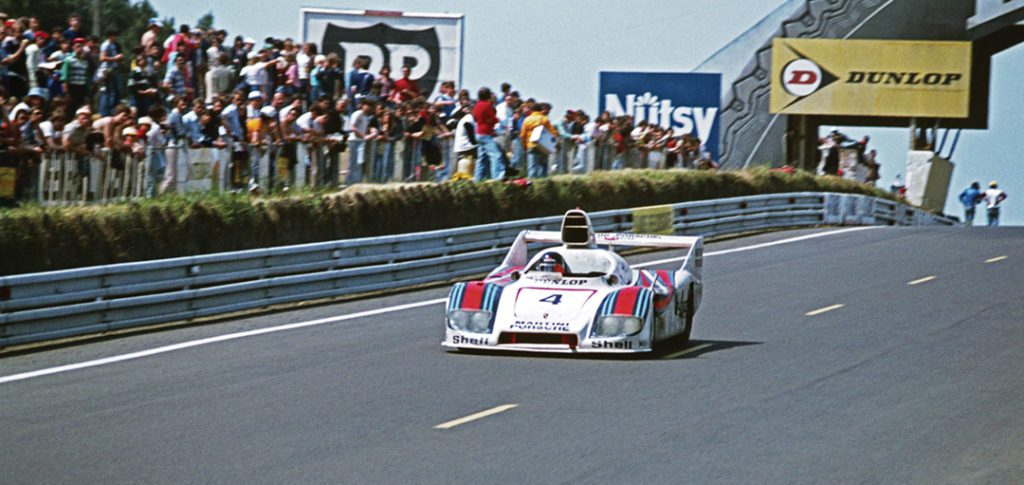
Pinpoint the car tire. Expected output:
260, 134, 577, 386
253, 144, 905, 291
680, 285, 694, 346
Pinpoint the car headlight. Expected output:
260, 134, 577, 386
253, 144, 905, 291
592, 315, 643, 337
448, 310, 493, 333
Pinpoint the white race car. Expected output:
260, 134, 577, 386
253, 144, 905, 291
443, 209, 703, 354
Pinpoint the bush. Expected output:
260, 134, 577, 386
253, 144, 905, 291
0, 169, 894, 275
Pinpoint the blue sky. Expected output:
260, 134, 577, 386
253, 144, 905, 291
153, 0, 1021, 225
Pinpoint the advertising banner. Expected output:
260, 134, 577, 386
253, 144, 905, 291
631, 205, 675, 235
599, 72, 721, 161
770, 38, 972, 118
301, 8, 464, 101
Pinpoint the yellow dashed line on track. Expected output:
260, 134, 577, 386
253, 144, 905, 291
907, 276, 937, 286
806, 304, 845, 317
985, 255, 1008, 263
434, 404, 519, 430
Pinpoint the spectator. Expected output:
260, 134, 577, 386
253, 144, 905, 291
59, 37, 89, 113
391, 65, 419, 104
97, 29, 123, 116
237, 50, 279, 98
345, 98, 373, 185
296, 42, 315, 99
377, 64, 394, 103
25, 30, 46, 90
451, 104, 476, 180
433, 80, 456, 118
247, 104, 277, 191
61, 105, 92, 174
140, 19, 161, 51
205, 53, 233, 102
128, 54, 158, 118
958, 181, 983, 226
1, 29, 30, 98
520, 102, 558, 178
140, 108, 167, 196
308, 54, 327, 102
864, 149, 880, 186
61, 14, 82, 44
373, 106, 401, 183
983, 181, 1008, 226
472, 86, 503, 181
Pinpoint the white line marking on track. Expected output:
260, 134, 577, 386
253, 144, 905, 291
806, 304, 845, 316
662, 343, 712, 360
434, 404, 518, 430
0, 227, 877, 385
0, 298, 446, 385
636, 226, 878, 268
907, 275, 936, 286
985, 255, 1008, 263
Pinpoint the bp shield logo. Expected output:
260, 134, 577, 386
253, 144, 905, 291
322, 22, 441, 97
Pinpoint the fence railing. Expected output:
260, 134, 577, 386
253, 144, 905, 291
12, 136, 822, 206
0, 192, 954, 348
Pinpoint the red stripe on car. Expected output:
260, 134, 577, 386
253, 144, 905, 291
461, 282, 486, 309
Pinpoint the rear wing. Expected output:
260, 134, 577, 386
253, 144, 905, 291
487, 230, 703, 284
524, 230, 701, 249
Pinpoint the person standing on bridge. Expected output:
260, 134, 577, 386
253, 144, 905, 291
958, 181, 984, 226
983, 181, 1008, 226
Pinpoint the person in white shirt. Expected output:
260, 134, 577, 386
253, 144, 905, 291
25, 31, 47, 90
345, 99, 373, 185
452, 108, 477, 180
296, 43, 314, 98
983, 181, 1008, 226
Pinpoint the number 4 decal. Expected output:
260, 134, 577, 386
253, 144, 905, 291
539, 294, 563, 305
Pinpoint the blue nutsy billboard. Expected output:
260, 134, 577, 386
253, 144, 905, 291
599, 72, 721, 161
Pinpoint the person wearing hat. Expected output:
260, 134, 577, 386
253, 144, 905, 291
60, 37, 90, 112
25, 30, 47, 90
8, 86, 47, 121
61, 106, 93, 176
141, 19, 161, 51
247, 104, 280, 191
983, 181, 1008, 227
140, 105, 169, 196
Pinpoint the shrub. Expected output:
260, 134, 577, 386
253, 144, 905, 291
0, 169, 895, 275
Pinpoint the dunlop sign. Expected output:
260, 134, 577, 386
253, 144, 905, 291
770, 38, 971, 118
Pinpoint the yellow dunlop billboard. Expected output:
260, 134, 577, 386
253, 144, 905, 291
770, 38, 971, 118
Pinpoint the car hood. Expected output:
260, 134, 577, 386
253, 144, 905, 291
497, 275, 614, 332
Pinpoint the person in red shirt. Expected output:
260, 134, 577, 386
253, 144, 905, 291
390, 66, 420, 103
472, 87, 504, 181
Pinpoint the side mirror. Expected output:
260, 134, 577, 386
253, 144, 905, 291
510, 271, 521, 281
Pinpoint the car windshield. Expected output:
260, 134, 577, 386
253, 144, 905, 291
528, 250, 612, 277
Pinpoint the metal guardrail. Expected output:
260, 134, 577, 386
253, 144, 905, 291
0, 192, 954, 347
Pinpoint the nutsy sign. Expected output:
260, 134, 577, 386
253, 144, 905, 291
770, 38, 972, 118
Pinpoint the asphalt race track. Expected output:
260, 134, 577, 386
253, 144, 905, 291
2, 226, 1023, 484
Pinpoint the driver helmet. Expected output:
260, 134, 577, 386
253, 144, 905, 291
536, 253, 565, 274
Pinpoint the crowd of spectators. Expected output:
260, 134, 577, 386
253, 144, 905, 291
0, 13, 720, 200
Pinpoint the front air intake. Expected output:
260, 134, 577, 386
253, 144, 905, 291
498, 332, 578, 348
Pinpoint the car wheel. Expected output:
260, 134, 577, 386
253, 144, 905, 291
649, 304, 660, 353
680, 285, 694, 346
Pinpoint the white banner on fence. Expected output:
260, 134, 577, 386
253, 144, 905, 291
301, 8, 464, 101
179, 148, 223, 193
